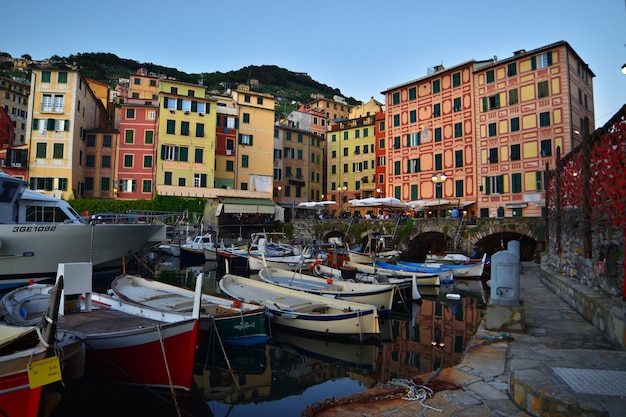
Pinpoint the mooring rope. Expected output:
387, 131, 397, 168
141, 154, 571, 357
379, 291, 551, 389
156, 323, 181, 417
385, 378, 442, 412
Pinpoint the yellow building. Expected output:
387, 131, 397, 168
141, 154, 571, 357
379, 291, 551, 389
273, 121, 324, 214
155, 79, 216, 194
26, 68, 108, 199
327, 98, 383, 216
230, 85, 275, 193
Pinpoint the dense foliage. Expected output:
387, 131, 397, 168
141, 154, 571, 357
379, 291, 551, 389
0, 51, 360, 111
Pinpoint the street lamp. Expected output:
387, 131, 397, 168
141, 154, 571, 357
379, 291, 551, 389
431, 173, 447, 217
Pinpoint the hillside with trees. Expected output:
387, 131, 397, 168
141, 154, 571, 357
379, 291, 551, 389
0, 51, 360, 112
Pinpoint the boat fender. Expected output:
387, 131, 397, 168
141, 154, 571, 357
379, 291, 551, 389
232, 299, 241, 308
326, 278, 333, 285
446, 293, 461, 300
309, 259, 322, 272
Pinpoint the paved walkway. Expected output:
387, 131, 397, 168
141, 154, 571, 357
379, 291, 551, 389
309, 262, 626, 417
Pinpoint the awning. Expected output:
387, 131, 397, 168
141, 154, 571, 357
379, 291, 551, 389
218, 198, 277, 214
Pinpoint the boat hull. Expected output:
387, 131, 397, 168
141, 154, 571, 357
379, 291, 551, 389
110, 274, 269, 346
219, 274, 380, 343
0, 223, 165, 289
258, 267, 395, 313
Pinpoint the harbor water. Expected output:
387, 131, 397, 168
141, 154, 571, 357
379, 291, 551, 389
48, 255, 488, 417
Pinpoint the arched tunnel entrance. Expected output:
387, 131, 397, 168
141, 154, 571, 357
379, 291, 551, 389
407, 231, 537, 262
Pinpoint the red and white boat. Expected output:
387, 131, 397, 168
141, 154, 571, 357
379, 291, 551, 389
1, 262, 202, 391
0, 277, 84, 417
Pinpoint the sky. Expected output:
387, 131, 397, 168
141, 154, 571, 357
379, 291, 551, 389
4, 0, 625, 127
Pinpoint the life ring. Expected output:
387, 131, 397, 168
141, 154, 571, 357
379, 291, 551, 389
309, 259, 323, 272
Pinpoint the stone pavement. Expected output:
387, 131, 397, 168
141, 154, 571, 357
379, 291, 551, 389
309, 262, 626, 417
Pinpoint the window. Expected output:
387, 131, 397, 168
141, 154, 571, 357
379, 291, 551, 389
180, 121, 190, 136
533, 52, 552, 69
101, 155, 111, 168
408, 87, 416, 100
434, 153, 443, 170
394, 160, 401, 175
484, 175, 504, 195
41, 71, 51, 82
145, 130, 154, 144
453, 97, 461, 112
194, 148, 203, 163
455, 179, 464, 197
103, 135, 112, 147
539, 112, 551, 127
432, 79, 440, 94
124, 155, 133, 168
101, 177, 110, 192
393, 114, 400, 127
540, 139, 552, 157
242, 155, 249, 168
510, 144, 521, 161
226, 160, 234, 172
86, 155, 95, 167
53, 143, 63, 159
538, 81, 549, 98
486, 70, 495, 83
511, 117, 520, 132
509, 88, 518, 105
125, 130, 134, 144
488, 123, 497, 137
434, 127, 442, 142
393, 136, 401, 149
85, 177, 93, 191
166, 120, 175, 134
454, 122, 463, 138
407, 132, 420, 147
144, 155, 153, 168
164, 172, 172, 185
392, 92, 400, 105
242, 113, 250, 123
455, 149, 463, 167
507, 63, 517, 77
452, 72, 461, 87
409, 110, 416, 123
126, 108, 135, 119
489, 147, 498, 163
161, 145, 178, 161
433, 103, 441, 118
87, 135, 96, 147
36, 143, 47, 158
239, 134, 253, 145
244, 95, 250, 103
178, 177, 186, 187
407, 158, 420, 173
512, 173, 522, 193
143, 180, 152, 193
57, 72, 68, 83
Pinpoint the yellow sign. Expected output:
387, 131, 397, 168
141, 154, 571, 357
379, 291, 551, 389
27, 356, 62, 388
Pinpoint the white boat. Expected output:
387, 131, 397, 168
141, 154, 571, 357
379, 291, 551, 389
0, 170, 166, 290
180, 233, 217, 264
1, 262, 201, 391
110, 273, 269, 346
345, 235, 402, 264
425, 252, 471, 264
247, 248, 320, 272
257, 266, 396, 313
398, 254, 487, 278
343, 260, 446, 286
219, 274, 380, 343
0, 277, 84, 417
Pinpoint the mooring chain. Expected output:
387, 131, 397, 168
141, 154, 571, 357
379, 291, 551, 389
385, 378, 442, 412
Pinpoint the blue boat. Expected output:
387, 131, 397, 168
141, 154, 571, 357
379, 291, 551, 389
372, 259, 455, 283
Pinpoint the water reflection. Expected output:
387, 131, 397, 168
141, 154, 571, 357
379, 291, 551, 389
52, 258, 487, 417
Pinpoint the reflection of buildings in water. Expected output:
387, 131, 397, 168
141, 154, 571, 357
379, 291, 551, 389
379, 296, 484, 381
194, 332, 380, 405
194, 343, 272, 404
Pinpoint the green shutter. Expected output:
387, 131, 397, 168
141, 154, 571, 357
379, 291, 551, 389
481, 97, 487, 112
160, 144, 166, 160
531, 56, 537, 70
547, 51, 553, 66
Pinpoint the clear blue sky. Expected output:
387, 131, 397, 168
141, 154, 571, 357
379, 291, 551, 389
4, 0, 625, 127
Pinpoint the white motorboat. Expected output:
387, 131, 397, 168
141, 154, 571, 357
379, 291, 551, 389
0, 170, 166, 290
